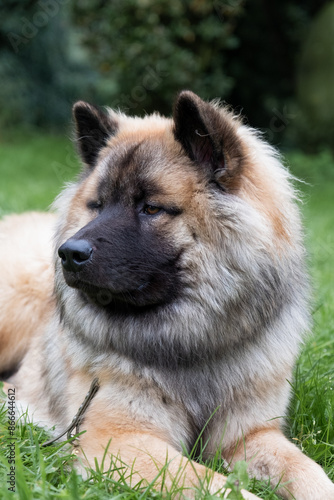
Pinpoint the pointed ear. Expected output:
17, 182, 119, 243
173, 91, 243, 189
73, 101, 118, 167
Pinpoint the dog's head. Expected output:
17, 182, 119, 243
54, 91, 306, 366
57, 91, 246, 311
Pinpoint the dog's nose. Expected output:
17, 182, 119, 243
58, 239, 93, 272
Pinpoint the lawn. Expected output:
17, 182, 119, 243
0, 131, 80, 215
0, 133, 333, 499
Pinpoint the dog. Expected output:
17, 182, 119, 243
1, 91, 333, 499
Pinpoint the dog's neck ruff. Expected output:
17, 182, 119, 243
42, 378, 100, 447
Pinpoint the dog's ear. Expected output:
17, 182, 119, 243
73, 101, 118, 167
173, 91, 243, 189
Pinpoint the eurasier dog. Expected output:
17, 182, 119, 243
1, 91, 333, 499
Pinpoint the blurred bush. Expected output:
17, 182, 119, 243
0, 0, 332, 151
0, 0, 97, 129
72, 0, 332, 147
72, 0, 244, 116
296, 2, 334, 152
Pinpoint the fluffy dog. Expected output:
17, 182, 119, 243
1, 91, 333, 499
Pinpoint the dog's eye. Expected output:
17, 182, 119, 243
143, 205, 161, 216
87, 200, 103, 211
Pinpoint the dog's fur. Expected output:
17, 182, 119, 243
1, 91, 333, 499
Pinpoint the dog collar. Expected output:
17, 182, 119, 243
42, 377, 100, 447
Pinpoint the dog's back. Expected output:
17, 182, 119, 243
0, 212, 56, 376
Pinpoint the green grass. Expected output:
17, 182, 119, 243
0, 131, 80, 215
283, 151, 334, 482
0, 135, 333, 499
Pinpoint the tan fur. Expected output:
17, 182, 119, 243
227, 428, 334, 500
79, 404, 259, 499
64, 170, 102, 234
241, 163, 289, 243
0, 212, 56, 372
237, 127, 299, 248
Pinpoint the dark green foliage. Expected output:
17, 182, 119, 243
71, 0, 330, 139
225, 0, 328, 127
0, 0, 333, 149
72, 0, 244, 116
0, 0, 96, 129
296, 2, 334, 152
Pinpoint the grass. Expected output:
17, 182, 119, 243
283, 151, 334, 480
0, 133, 333, 499
0, 130, 80, 216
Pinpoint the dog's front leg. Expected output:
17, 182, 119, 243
78, 422, 260, 499
226, 427, 334, 500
